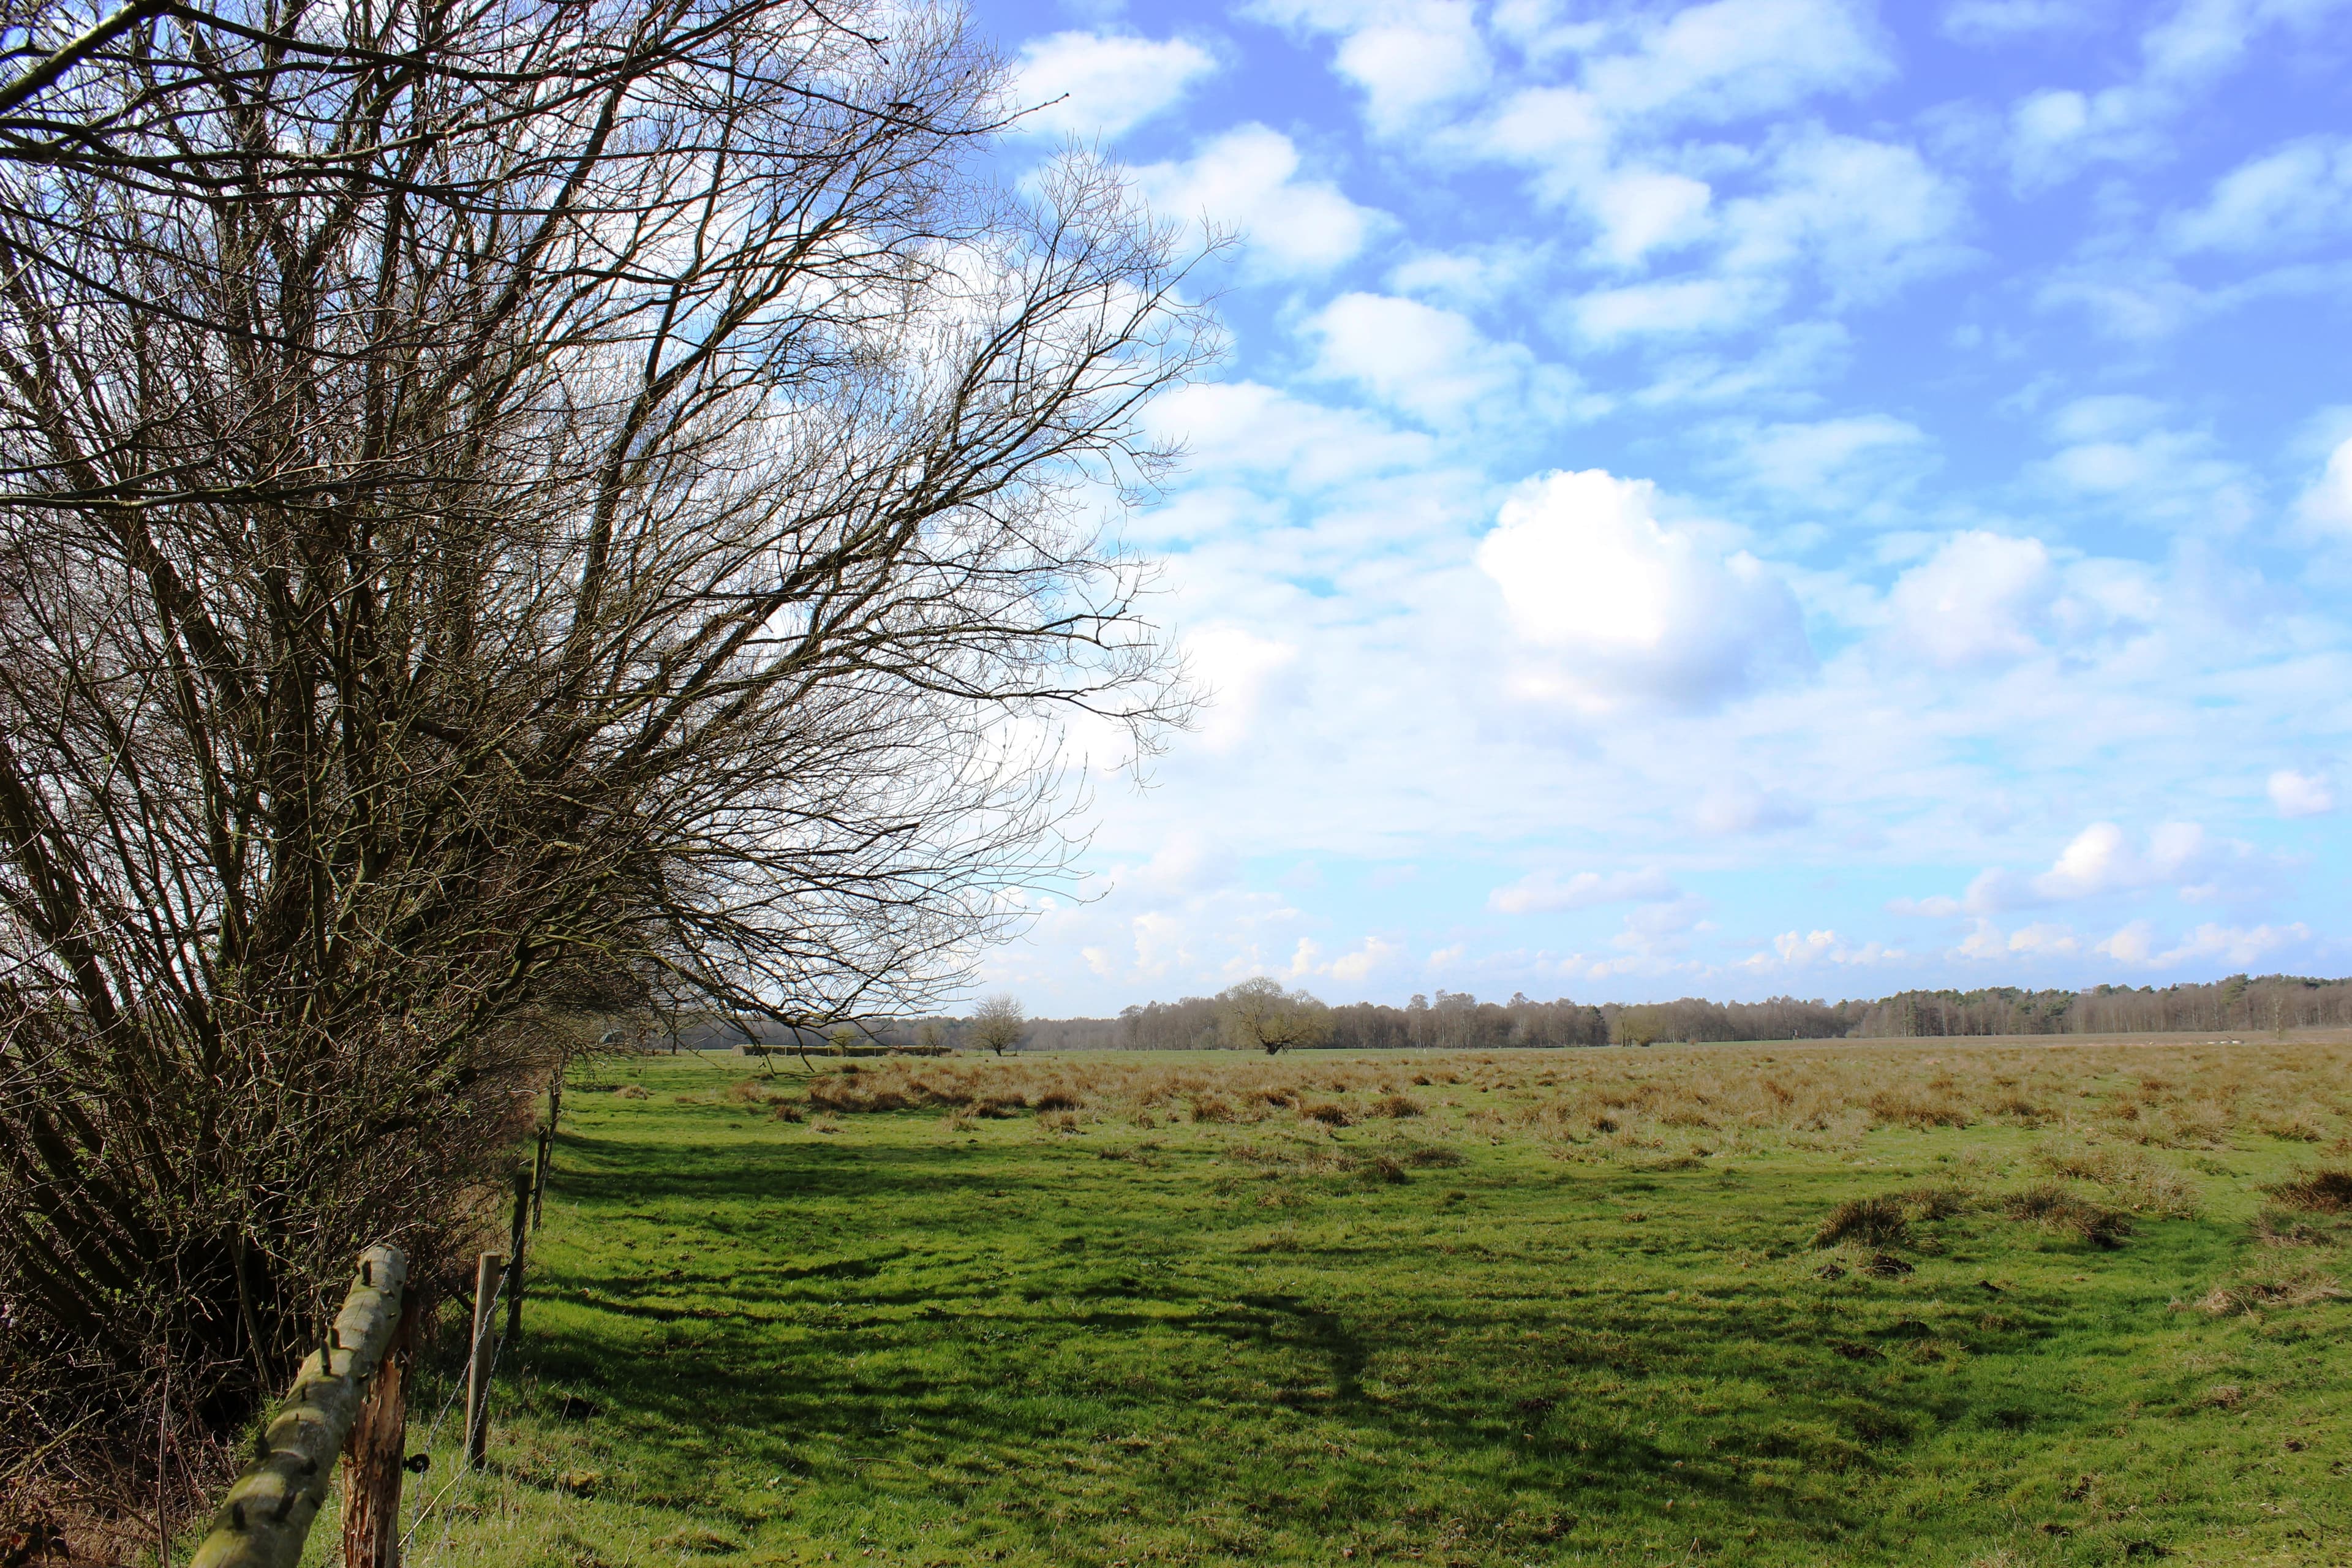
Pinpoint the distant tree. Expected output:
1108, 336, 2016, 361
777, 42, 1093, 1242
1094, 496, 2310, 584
827, 1025, 862, 1055
1218, 978, 1335, 1055
1611, 1006, 1667, 1047
970, 995, 1027, 1056
914, 1020, 948, 1051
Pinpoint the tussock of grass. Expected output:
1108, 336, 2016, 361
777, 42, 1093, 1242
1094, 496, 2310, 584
1867, 1090, 1967, 1129
2269, 1166, 2352, 1212
1368, 1092, 1425, 1118
2004, 1182, 2132, 1246
1814, 1195, 1907, 1248
2198, 1264, 2346, 1314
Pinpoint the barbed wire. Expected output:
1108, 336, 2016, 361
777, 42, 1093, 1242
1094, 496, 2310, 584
400, 1268, 515, 1565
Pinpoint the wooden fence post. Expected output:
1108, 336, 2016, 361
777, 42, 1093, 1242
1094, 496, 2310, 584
187, 1246, 407, 1568
504, 1169, 529, 1346
464, 1251, 503, 1469
341, 1291, 417, 1568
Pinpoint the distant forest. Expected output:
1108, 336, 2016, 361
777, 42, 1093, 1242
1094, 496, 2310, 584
1007, 973, 2352, 1052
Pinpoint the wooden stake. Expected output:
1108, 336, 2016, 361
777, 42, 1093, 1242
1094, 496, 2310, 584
464, 1251, 503, 1469
341, 1292, 416, 1568
188, 1245, 407, 1568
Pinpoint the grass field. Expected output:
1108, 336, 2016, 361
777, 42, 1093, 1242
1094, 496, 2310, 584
336, 1039, 2352, 1568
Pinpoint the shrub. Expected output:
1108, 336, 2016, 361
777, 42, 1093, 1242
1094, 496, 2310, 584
1814, 1196, 1907, 1248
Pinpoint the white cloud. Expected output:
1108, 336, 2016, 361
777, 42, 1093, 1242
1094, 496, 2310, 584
2169, 136, 2352, 255
1716, 133, 1970, 306
1884, 531, 2057, 669
1730, 414, 1929, 497
1325, 935, 1406, 984
1695, 775, 1814, 835
1184, 624, 1300, 753
1575, 0, 1890, 131
2098, 918, 2310, 969
1488, 866, 1677, 914
1135, 125, 1387, 277
1555, 132, 1966, 341
1308, 292, 1589, 427
1144, 380, 1436, 491
2268, 768, 2336, 818
1476, 469, 1812, 711
1248, 0, 1492, 132
1585, 167, 1714, 267
1568, 277, 1774, 342
2294, 436, 2352, 537
1898, 820, 2277, 923
2000, 0, 2349, 188
2032, 820, 2220, 900
1739, 927, 1904, 970
1943, 0, 2109, 43
1950, 918, 2082, 958
1013, 32, 1219, 140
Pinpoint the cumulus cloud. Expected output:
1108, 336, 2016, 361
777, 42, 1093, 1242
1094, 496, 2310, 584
1901, 821, 2272, 919
1143, 380, 1436, 491
2000, 0, 2340, 188
1308, 292, 1589, 427
1951, 918, 2081, 959
2169, 135, 2352, 255
1572, 0, 1890, 132
1248, 0, 1493, 131
1013, 32, 1219, 140
1488, 865, 1676, 914
2295, 435, 2352, 537
1741, 928, 1904, 969
1728, 414, 1929, 498
2269, 768, 2336, 818
1551, 130, 1965, 340
2098, 919, 2310, 969
1475, 469, 1812, 711
1879, 527, 2162, 671
1715, 132, 1970, 304
1885, 531, 2058, 668
1135, 125, 1388, 277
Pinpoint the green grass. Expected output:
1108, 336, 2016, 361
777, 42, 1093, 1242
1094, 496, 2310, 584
334, 1049, 2348, 1567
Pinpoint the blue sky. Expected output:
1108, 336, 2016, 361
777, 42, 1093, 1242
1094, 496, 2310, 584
964, 0, 2352, 1014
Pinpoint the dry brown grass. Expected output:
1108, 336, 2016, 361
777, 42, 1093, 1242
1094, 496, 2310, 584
738, 1038, 2351, 1172
2269, 1167, 2352, 1212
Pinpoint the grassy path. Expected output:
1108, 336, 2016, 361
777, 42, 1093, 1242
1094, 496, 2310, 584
349, 1048, 2348, 1567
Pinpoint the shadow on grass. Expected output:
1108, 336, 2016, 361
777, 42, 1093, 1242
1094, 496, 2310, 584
505, 1117, 2127, 1555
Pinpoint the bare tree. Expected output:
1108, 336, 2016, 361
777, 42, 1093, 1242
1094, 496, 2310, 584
0, 0, 1209, 1488
1217, 978, 1333, 1055
967, 994, 1025, 1056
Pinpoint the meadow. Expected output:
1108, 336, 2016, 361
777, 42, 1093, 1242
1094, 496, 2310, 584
334, 1037, 2352, 1568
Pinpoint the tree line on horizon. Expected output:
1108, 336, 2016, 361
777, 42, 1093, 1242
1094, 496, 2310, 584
997, 972, 2352, 1051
